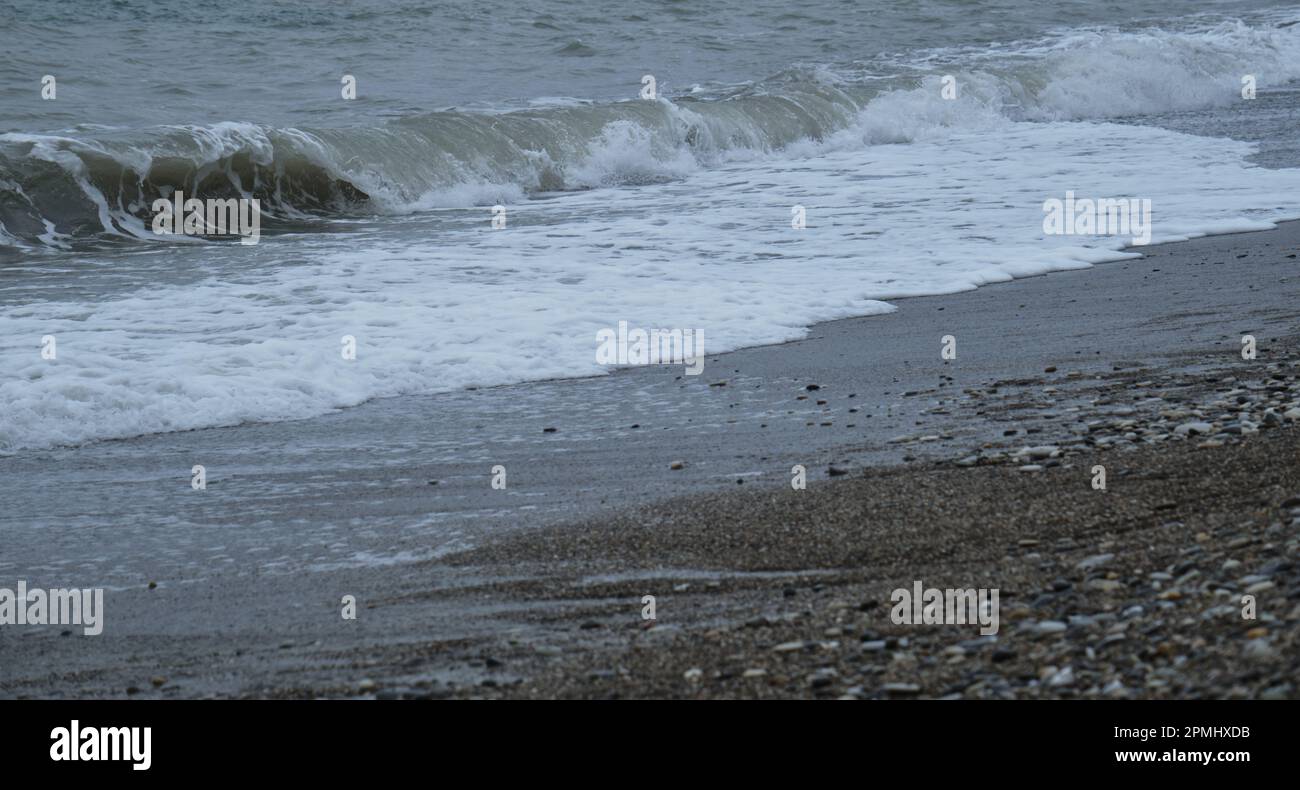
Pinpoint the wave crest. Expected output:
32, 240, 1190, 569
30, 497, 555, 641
2, 15, 1297, 251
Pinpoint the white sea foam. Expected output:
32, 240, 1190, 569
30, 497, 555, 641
5, 17, 1300, 450
2, 118, 1298, 451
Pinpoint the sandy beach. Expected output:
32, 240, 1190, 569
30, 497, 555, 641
4, 219, 1297, 699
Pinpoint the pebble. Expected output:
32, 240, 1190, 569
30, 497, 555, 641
1020, 445, 1059, 459
1076, 553, 1114, 571
1047, 666, 1075, 687
1260, 683, 1292, 700
882, 683, 921, 697
1088, 579, 1124, 593
1243, 639, 1276, 661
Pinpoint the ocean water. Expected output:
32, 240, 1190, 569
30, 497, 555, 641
3, 0, 1300, 452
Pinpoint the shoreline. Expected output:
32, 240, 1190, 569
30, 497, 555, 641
2, 220, 1299, 698
452, 423, 1300, 699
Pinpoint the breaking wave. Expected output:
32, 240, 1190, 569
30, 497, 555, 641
2, 14, 1298, 251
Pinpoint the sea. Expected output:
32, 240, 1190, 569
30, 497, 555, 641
3, 0, 1300, 453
